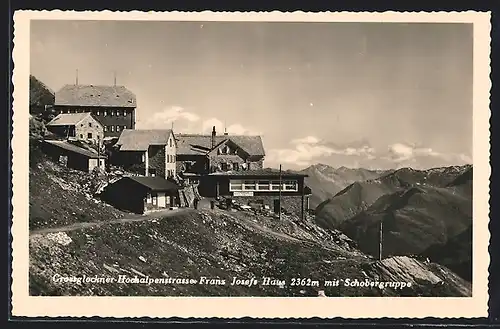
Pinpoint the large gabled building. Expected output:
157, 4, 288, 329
113, 129, 177, 179
53, 84, 137, 138
175, 126, 266, 184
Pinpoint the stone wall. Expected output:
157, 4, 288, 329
148, 145, 166, 178
74, 115, 104, 145
230, 195, 309, 219
248, 158, 264, 170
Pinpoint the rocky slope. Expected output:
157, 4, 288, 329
29, 143, 133, 230
28, 153, 472, 297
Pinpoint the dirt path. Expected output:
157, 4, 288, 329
30, 208, 194, 236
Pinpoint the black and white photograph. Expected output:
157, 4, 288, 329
12, 11, 491, 318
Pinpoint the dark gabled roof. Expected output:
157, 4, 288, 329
43, 140, 105, 159
54, 84, 137, 107
46, 112, 101, 127
176, 134, 265, 157
126, 176, 180, 192
209, 168, 308, 178
116, 129, 174, 151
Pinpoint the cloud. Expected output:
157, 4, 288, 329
155, 106, 200, 123
267, 138, 471, 170
291, 136, 320, 145
140, 107, 261, 136
139, 106, 200, 129
267, 136, 375, 168
201, 117, 223, 133
384, 142, 471, 166
201, 118, 261, 136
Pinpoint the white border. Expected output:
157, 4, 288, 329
12, 10, 491, 318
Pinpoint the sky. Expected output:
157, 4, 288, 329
30, 20, 473, 170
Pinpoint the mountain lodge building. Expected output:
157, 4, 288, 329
46, 112, 104, 145
53, 84, 137, 138
113, 129, 177, 179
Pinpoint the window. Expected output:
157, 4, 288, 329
99, 160, 103, 166
60, 110, 64, 114
169, 138, 172, 147
104, 126, 108, 132
221, 163, 229, 171
111, 126, 115, 132
96, 110, 100, 116
116, 125, 120, 132
141, 154, 145, 163
80, 134, 83, 138
232, 162, 239, 171
257, 180, 270, 190
123, 125, 127, 131
152, 193, 158, 206
271, 181, 282, 191
284, 180, 298, 191
229, 180, 243, 191
87, 133, 92, 139
110, 110, 114, 116
123, 110, 127, 116
243, 180, 256, 190
97, 135, 100, 140
89, 122, 92, 127
104, 110, 107, 116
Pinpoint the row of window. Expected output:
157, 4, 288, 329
79, 132, 99, 140
166, 154, 176, 163
104, 125, 128, 132
229, 180, 298, 192
61, 109, 129, 117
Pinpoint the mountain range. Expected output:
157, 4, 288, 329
300, 164, 391, 209
303, 163, 473, 281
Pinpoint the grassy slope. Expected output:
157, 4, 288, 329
421, 225, 473, 282
28, 152, 472, 297
340, 185, 472, 258
29, 208, 471, 297
29, 143, 134, 230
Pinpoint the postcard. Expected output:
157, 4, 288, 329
11, 10, 491, 318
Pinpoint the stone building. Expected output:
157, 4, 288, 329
175, 126, 265, 184
46, 112, 104, 145
113, 129, 177, 179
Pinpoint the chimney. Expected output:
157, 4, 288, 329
211, 126, 216, 149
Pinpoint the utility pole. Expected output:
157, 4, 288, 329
76, 69, 79, 85
278, 164, 282, 221
379, 220, 383, 261
113, 71, 117, 86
